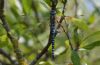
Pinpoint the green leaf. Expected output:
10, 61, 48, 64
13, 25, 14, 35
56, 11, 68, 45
65, 40, 70, 47
83, 41, 100, 50
21, 0, 32, 14
88, 14, 95, 24
0, 35, 8, 43
71, 50, 81, 65
0, 35, 8, 48
71, 18, 88, 30
44, 0, 51, 7
81, 31, 100, 47
10, 6, 19, 18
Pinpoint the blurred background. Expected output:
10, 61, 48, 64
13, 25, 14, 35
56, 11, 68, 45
0, 0, 100, 65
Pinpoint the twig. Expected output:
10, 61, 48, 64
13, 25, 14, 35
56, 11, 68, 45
64, 20, 73, 50
62, 0, 67, 15
56, 0, 67, 30
57, 19, 74, 53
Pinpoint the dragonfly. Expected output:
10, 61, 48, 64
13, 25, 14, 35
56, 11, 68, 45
50, 0, 58, 60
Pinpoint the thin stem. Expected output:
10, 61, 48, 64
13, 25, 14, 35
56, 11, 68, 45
57, 20, 73, 50
56, 0, 67, 30
62, 0, 67, 15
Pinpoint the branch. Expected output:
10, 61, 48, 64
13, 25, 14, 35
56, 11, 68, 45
30, 35, 51, 65
0, 0, 28, 65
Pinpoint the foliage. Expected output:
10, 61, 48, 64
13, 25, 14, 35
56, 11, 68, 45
0, 0, 100, 65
